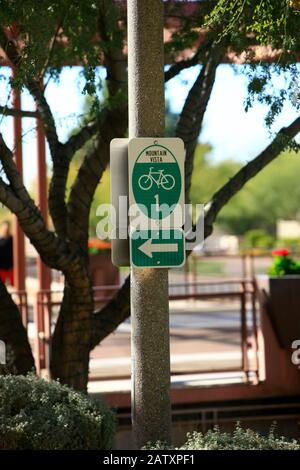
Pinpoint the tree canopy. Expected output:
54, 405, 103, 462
190, 144, 300, 235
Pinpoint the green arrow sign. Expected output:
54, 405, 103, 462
131, 229, 185, 268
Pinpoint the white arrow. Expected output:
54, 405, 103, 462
138, 238, 178, 258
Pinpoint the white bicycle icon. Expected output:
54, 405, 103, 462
138, 167, 175, 191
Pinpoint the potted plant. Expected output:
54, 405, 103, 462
88, 239, 120, 298
256, 248, 300, 348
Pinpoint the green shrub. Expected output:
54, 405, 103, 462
0, 374, 115, 450
243, 229, 275, 249
145, 424, 300, 450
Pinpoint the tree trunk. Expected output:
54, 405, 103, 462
0, 280, 35, 374
50, 259, 94, 392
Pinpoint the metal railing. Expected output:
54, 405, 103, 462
12, 290, 28, 328
33, 279, 260, 384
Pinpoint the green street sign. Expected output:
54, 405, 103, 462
131, 229, 185, 268
128, 138, 185, 268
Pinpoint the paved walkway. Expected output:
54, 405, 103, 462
90, 299, 255, 379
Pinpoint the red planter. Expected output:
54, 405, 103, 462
256, 275, 300, 348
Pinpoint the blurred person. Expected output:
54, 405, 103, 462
0, 220, 14, 286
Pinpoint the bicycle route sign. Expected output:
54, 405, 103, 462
128, 137, 185, 268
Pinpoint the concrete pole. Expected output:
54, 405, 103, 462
128, 0, 171, 448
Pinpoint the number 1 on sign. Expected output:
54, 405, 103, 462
155, 194, 159, 212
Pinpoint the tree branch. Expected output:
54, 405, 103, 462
0, 105, 39, 118
0, 179, 63, 271
67, 105, 127, 248
26, 80, 70, 239
47, 149, 70, 239
38, 14, 66, 80
0, 135, 72, 271
203, 116, 300, 238
0, 27, 22, 68
62, 106, 113, 158
175, 41, 225, 202
0, 28, 68, 238
0, 176, 21, 212
0, 279, 35, 374
0, 133, 39, 210
98, 0, 127, 97
164, 50, 202, 83
26, 80, 59, 156
63, 119, 99, 156
90, 276, 130, 350
0, 28, 59, 155
67, 1, 128, 248
62, 0, 127, 160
